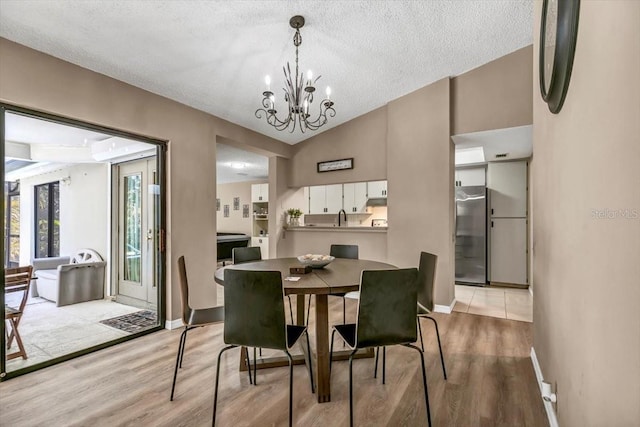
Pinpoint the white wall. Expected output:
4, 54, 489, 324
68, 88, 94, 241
19, 162, 109, 264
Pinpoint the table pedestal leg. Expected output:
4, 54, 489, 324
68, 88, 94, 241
296, 294, 306, 326
315, 294, 330, 403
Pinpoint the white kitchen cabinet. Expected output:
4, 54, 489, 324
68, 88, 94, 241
367, 180, 387, 198
342, 182, 368, 213
487, 161, 527, 217
455, 168, 486, 187
251, 236, 269, 259
308, 184, 343, 214
251, 183, 269, 203
489, 218, 527, 284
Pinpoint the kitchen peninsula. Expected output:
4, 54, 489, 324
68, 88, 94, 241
280, 225, 388, 262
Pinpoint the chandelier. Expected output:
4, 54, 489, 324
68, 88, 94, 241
255, 15, 335, 133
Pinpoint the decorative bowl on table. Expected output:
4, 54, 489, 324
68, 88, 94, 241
297, 254, 335, 269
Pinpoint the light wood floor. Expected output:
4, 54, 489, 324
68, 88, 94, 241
0, 296, 547, 426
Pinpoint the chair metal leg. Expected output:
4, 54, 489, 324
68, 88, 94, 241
348, 349, 357, 427
425, 316, 447, 380
382, 346, 386, 385
417, 317, 425, 352
244, 347, 253, 385
305, 331, 315, 393
285, 351, 294, 427
305, 295, 312, 326
253, 347, 258, 385
342, 297, 346, 324
329, 328, 336, 374
212, 345, 236, 426
178, 326, 196, 369
342, 298, 346, 347
374, 347, 379, 378
170, 326, 189, 401
404, 344, 432, 427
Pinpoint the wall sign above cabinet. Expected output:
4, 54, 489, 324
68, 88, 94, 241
317, 158, 354, 173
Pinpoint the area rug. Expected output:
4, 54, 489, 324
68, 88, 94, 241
100, 310, 157, 333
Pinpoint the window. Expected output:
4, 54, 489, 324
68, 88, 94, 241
34, 181, 60, 258
4, 181, 20, 267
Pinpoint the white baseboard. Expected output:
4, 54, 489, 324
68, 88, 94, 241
434, 298, 456, 314
530, 347, 559, 427
165, 318, 184, 330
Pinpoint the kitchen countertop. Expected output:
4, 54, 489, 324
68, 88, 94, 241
285, 225, 387, 232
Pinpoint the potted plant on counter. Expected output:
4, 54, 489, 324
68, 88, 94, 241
286, 208, 303, 227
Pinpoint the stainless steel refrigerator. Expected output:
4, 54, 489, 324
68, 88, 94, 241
455, 186, 487, 285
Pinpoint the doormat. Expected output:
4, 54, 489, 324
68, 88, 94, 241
100, 310, 157, 333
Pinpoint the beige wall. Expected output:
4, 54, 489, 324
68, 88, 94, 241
532, 1, 640, 426
19, 163, 109, 265
0, 38, 289, 320
289, 106, 388, 187
216, 180, 265, 236
451, 45, 533, 135
387, 78, 455, 306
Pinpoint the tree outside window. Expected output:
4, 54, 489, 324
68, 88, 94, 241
34, 181, 60, 258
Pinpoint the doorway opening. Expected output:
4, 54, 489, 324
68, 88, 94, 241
1, 105, 167, 379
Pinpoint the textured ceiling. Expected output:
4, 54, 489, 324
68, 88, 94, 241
0, 1, 533, 145
216, 143, 268, 184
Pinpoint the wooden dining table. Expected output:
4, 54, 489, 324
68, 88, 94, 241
214, 257, 396, 403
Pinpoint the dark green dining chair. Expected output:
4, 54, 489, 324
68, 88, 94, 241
306, 244, 359, 325
231, 246, 262, 264
374, 251, 447, 382
329, 268, 432, 427
213, 269, 315, 427
170, 256, 225, 401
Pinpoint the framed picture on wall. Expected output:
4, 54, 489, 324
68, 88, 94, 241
233, 197, 240, 210
223, 205, 229, 218
243, 204, 249, 218
216, 198, 220, 211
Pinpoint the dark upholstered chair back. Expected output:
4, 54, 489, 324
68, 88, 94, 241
232, 246, 262, 264
223, 269, 287, 350
330, 244, 359, 260
417, 252, 437, 313
355, 268, 418, 348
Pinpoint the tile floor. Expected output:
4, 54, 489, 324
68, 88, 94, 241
453, 284, 532, 322
5, 298, 144, 371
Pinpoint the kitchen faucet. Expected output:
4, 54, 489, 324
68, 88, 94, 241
338, 209, 347, 227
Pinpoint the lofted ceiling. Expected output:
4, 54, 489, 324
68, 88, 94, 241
0, 1, 533, 145
216, 143, 268, 184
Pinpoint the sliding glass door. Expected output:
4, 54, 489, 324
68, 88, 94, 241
1, 104, 167, 380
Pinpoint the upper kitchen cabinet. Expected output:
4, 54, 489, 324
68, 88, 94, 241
487, 161, 527, 217
251, 183, 269, 203
367, 180, 388, 198
343, 182, 368, 213
455, 167, 486, 187
308, 184, 343, 214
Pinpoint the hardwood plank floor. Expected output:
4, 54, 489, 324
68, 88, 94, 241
0, 296, 547, 426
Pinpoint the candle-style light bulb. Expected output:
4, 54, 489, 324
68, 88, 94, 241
307, 70, 313, 83
265, 75, 271, 91
326, 86, 332, 99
